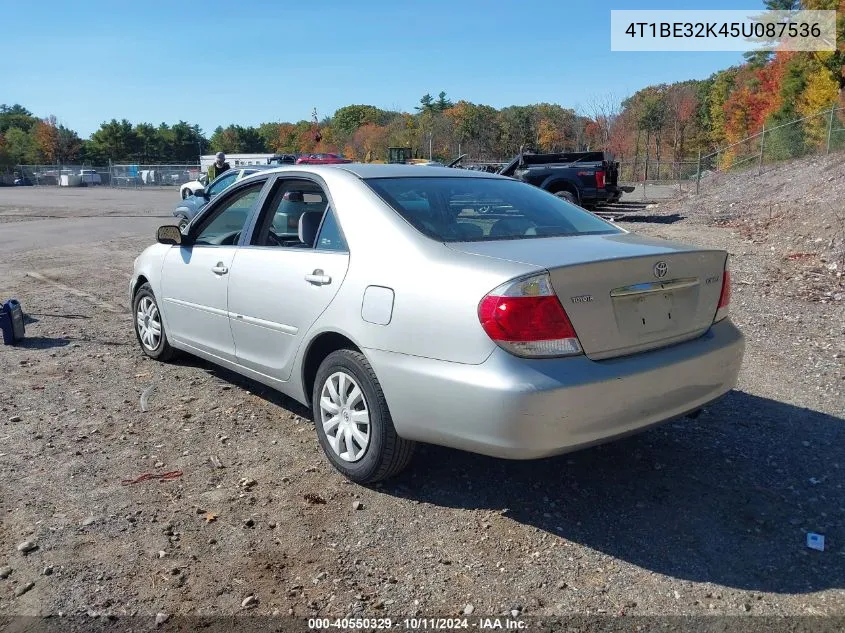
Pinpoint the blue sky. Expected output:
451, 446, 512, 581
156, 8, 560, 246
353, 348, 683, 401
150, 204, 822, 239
1, 0, 757, 138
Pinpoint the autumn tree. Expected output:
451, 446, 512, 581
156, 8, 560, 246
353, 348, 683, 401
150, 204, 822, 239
349, 123, 389, 161
583, 93, 622, 148
33, 117, 59, 163
797, 55, 840, 148
444, 101, 498, 158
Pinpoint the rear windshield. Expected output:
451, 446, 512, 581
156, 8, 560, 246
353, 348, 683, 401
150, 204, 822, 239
364, 177, 620, 242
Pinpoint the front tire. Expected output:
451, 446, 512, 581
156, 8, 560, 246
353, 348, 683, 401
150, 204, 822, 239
554, 190, 578, 205
182, 188, 191, 200
133, 283, 175, 361
312, 350, 415, 483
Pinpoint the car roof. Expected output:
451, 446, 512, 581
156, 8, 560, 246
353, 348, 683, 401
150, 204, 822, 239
243, 163, 505, 180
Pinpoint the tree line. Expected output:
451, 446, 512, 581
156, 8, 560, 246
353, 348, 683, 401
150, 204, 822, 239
0, 93, 607, 167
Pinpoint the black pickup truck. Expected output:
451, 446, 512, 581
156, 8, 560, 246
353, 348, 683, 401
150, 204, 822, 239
497, 151, 622, 207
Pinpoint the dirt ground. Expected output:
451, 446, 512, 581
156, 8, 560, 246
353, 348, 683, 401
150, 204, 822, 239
0, 171, 843, 625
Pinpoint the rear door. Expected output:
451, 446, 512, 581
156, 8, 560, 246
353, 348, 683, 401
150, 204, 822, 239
227, 176, 350, 380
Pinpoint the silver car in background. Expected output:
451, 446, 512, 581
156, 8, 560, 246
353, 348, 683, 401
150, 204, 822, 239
131, 164, 744, 483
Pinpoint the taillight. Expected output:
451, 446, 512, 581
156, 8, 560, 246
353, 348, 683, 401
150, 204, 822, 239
478, 273, 583, 358
714, 260, 731, 322
595, 170, 605, 189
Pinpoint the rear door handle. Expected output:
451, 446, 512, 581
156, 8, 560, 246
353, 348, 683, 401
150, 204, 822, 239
211, 263, 229, 275
305, 269, 331, 285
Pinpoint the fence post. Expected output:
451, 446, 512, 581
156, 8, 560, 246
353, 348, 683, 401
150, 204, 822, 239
758, 126, 765, 175
826, 106, 835, 154
695, 150, 702, 195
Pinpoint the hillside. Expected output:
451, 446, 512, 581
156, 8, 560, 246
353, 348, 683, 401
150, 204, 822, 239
653, 153, 844, 303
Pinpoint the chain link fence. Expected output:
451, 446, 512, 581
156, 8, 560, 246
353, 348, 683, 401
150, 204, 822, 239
694, 105, 845, 193
1, 163, 201, 189
109, 164, 201, 188
617, 105, 845, 200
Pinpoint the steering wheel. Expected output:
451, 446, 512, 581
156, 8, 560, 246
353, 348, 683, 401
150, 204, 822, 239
218, 231, 241, 246
265, 229, 284, 247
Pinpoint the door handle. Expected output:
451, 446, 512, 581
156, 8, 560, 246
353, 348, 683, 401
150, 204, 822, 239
304, 269, 331, 285
211, 262, 229, 275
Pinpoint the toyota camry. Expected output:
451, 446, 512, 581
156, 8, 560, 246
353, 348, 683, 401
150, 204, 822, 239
130, 164, 745, 483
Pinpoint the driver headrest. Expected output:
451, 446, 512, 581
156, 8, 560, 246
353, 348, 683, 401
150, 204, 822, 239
283, 191, 304, 202
298, 210, 324, 247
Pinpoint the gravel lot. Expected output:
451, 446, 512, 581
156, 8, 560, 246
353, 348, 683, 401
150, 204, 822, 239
0, 174, 843, 624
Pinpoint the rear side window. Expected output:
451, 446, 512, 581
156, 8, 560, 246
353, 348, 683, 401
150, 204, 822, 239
365, 177, 620, 242
251, 179, 330, 248
315, 209, 347, 252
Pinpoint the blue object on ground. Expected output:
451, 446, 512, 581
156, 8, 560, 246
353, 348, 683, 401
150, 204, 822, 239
0, 299, 26, 345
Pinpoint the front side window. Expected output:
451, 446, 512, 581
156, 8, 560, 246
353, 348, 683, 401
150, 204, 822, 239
365, 177, 621, 242
194, 182, 264, 246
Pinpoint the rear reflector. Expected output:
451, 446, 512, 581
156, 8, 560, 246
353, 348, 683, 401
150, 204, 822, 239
478, 273, 582, 358
718, 270, 731, 308
714, 265, 731, 322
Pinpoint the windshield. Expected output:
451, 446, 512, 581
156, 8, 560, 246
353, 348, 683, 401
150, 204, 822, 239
364, 177, 621, 242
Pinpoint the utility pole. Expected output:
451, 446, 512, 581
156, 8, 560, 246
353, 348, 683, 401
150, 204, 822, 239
826, 106, 835, 154
429, 131, 433, 161
695, 150, 701, 195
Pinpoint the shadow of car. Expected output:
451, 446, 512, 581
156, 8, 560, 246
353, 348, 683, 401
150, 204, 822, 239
381, 390, 844, 594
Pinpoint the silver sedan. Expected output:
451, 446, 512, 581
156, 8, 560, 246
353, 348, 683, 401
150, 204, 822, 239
130, 164, 744, 483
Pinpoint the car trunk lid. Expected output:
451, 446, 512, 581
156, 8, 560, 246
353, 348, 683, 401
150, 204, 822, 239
447, 233, 728, 360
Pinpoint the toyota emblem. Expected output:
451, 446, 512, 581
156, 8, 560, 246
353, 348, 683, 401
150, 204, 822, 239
653, 261, 668, 278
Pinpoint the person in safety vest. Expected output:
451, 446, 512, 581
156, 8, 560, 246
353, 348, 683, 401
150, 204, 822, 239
207, 152, 230, 181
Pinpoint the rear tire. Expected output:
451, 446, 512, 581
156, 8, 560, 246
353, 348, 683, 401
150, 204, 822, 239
133, 283, 175, 362
312, 349, 415, 483
182, 189, 191, 199
554, 190, 578, 205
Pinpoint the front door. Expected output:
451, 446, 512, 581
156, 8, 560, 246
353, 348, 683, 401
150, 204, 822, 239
160, 180, 265, 361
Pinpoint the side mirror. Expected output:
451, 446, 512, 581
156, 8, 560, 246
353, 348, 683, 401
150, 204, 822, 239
157, 225, 183, 245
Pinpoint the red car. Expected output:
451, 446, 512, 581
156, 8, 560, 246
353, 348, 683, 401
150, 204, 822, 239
295, 153, 353, 165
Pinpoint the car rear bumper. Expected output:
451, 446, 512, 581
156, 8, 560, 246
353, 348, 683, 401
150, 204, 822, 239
366, 319, 744, 459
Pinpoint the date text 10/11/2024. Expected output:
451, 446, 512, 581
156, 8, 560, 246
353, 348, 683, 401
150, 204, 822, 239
307, 617, 529, 630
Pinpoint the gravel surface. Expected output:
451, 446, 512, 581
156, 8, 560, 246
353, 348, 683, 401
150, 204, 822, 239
0, 175, 843, 621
